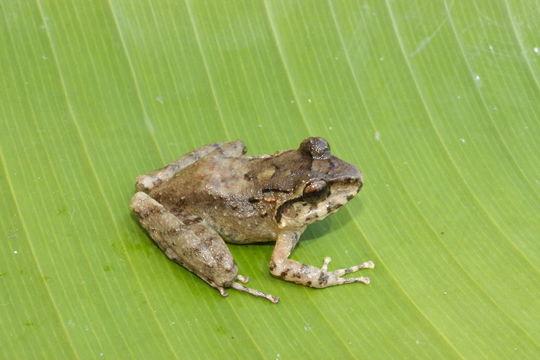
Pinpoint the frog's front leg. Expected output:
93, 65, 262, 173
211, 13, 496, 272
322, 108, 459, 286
130, 192, 278, 303
269, 232, 374, 288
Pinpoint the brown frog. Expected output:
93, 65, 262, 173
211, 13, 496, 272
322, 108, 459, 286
130, 137, 374, 303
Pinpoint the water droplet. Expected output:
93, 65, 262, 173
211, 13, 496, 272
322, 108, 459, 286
307, 98, 312, 103
290, 99, 295, 103
304, 323, 312, 331
533, 47, 540, 55
379, 56, 385, 61
12, 250, 18, 254
144, 117, 155, 134
374, 130, 381, 141
328, 126, 333, 131
459, 138, 466, 143
155, 96, 164, 104
472, 73, 483, 87
488, 44, 494, 53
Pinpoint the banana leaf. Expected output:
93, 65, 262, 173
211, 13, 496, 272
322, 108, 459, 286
1, 0, 539, 358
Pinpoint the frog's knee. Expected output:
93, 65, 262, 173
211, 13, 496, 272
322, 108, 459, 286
130, 192, 164, 222
135, 174, 157, 192
130, 191, 151, 212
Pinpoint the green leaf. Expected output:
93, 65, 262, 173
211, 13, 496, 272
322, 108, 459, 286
1, 0, 539, 358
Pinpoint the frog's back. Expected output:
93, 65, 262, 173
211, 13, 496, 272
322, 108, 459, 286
148, 153, 278, 243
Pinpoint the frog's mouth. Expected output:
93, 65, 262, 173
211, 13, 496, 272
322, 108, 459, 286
276, 181, 360, 229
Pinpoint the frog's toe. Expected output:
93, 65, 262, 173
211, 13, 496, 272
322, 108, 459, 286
321, 256, 332, 272
217, 287, 229, 297
333, 261, 375, 276
231, 282, 280, 304
236, 274, 250, 283
337, 276, 370, 285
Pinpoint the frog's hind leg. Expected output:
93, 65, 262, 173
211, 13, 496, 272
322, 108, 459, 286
130, 191, 279, 303
136, 141, 246, 192
131, 191, 238, 289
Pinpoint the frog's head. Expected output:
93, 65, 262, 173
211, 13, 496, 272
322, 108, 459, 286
276, 137, 362, 229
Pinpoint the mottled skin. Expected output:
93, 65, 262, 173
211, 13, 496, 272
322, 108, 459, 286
130, 138, 374, 303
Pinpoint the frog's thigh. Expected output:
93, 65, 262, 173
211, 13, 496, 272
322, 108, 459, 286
130, 192, 238, 289
136, 140, 246, 191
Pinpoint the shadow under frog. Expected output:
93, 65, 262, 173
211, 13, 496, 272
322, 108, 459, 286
130, 137, 374, 303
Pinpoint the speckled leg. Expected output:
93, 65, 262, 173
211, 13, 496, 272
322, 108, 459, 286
130, 192, 238, 287
131, 191, 279, 303
136, 140, 246, 192
269, 232, 374, 288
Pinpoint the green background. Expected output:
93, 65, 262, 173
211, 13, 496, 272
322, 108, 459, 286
1, 0, 539, 359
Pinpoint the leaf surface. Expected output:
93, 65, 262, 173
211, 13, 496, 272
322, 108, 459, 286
1, 1, 539, 359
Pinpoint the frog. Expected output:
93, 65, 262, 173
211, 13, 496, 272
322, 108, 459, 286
130, 137, 374, 303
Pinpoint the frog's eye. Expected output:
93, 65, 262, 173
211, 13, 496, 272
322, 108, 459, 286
299, 137, 331, 159
303, 180, 328, 199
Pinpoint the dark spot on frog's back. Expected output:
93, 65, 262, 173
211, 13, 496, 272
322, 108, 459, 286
346, 194, 354, 201
137, 206, 160, 220
166, 227, 181, 236
182, 216, 203, 225
262, 188, 290, 194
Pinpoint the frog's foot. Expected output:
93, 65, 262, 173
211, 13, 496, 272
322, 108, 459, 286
209, 273, 279, 303
231, 281, 280, 304
318, 257, 374, 286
